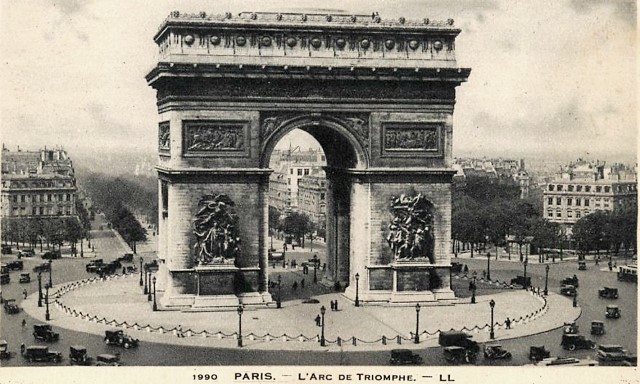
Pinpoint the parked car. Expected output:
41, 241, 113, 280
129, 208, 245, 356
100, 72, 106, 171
389, 349, 423, 365
597, 345, 628, 363
561, 275, 579, 288
0, 273, 10, 285
19, 273, 31, 283
450, 262, 463, 273
529, 346, 551, 361
578, 261, 587, 270
605, 305, 621, 319
22, 345, 62, 363
118, 253, 134, 263
560, 284, 576, 296
510, 275, 531, 288
69, 345, 93, 366
0, 264, 8, 274
96, 263, 118, 276
591, 320, 605, 336
144, 260, 159, 272
443, 346, 476, 364
33, 324, 60, 342
1, 245, 12, 254
86, 259, 104, 273
18, 249, 35, 258
7, 260, 23, 271
598, 287, 619, 299
33, 263, 50, 273
96, 353, 122, 366
438, 331, 479, 352
4, 299, 21, 314
0, 340, 10, 359
561, 334, 596, 351
483, 345, 512, 360
104, 330, 138, 349
42, 250, 61, 260
563, 322, 579, 334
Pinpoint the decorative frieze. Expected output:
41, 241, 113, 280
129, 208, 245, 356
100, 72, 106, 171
192, 193, 240, 265
381, 122, 443, 158
182, 120, 249, 157
386, 193, 435, 263
158, 121, 170, 154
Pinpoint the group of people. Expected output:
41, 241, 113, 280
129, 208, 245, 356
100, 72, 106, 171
314, 301, 341, 326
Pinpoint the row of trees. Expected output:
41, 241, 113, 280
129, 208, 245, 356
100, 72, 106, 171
269, 206, 318, 249
107, 202, 147, 253
573, 207, 637, 257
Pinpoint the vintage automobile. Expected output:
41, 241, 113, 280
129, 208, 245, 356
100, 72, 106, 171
597, 344, 628, 364
22, 345, 63, 363
0, 273, 10, 285
598, 287, 619, 299
561, 275, 579, 288
96, 262, 118, 276
617, 265, 637, 283
563, 322, 579, 334
42, 250, 61, 260
450, 262, 463, 273
483, 345, 512, 360
529, 346, 551, 361
0, 264, 8, 274
96, 353, 122, 366
19, 273, 31, 283
605, 305, 621, 319
0, 340, 10, 359
69, 345, 93, 366
268, 251, 285, 262
118, 253, 134, 263
33, 324, 60, 342
443, 346, 476, 364
561, 334, 596, 351
1, 245, 12, 254
438, 331, 480, 352
560, 284, 576, 296
104, 330, 139, 349
33, 262, 50, 273
144, 260, 159, 272
389, 349, 423, 365
86, 259, 104, 273
7, 260, 24, 271
18, 249, 35, 258
510, 275, 531, 288
578, 261, 587, 270
4, 299, 21, 314
591, 321, 605, 336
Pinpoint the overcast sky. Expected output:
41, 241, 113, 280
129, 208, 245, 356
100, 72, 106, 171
1, 0, 636, 162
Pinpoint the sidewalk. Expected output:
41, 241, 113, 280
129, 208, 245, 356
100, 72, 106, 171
21, 273, 580, 352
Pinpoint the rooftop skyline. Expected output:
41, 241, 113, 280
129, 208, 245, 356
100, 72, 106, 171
1, 0, 636, 161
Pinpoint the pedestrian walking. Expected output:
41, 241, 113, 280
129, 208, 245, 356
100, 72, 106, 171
20, 343, 25, 356
330, 300, 335, 311
177, 325, 183, 338
334, 300, 338, 311
301, 279, 305, 289
23, 289, 27, 299
463, 264, 469, 274
505, 317, 511, 329
292, 281, 298, 291
21, 318, 26, 328
122, 267, 126, 275
315, 314, 321, 327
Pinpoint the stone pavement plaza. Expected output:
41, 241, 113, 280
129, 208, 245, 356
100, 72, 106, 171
22, 274, 580, 351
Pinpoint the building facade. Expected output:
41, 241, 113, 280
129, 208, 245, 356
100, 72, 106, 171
297, 169, 327, 224
543, 160, 637, 232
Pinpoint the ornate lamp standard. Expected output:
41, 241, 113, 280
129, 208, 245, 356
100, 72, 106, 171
355, 273, 360, 307
152, 276, 158, 311
143, 267, 148, 294
414, 303, 421, 344
139, 257, 144, 287
147, 271, 152, 301
237, 305, 244, 347
48, 259, 53, 288
523, 258, 528, 289
486, 252, 491, 281
544, 265, 550, 296
489, 299, 496, 339
37, 272, 43, 308
320, 305, 326, 347
45, 283, 50, 321
471, 271, 477, 304
276, 275, 282, 309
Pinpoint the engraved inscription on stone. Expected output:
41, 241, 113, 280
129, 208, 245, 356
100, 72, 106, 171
158, 122, 170, 152
183, 121, 245, 152
383, 124, 440, 151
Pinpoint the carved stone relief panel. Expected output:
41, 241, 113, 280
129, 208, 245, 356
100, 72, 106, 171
381, 122, 443, 158
183, 120, 249, 157
158, 121, 170, 154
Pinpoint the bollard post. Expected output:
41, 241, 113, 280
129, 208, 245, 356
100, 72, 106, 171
397, 335, 402, 344
352, 337, 357, 346
382, 336, 387, 345
337, 337, 341, 346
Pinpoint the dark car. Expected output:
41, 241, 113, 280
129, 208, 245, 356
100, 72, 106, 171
7, 260, 23, 271
389, 349, 423, 365
443, 346, 476, 364
560, 284, 576, 296
96, 353, 121, 366
4, 299, 21, 314
69, 345, 93, 366
529, 346, 551, 361
104, 330, 139, 349
561, 334, 596, 351
561, 275, 579, 288
605, 305, 621, 319
96, 263, 118, 276
438, 331, 479, 352
19, 273, 31, 283
578, 261, 587, 270
42, 250, 61, 260
563, 322, 579, 334
33, 324, 60, 342
1, 245, 12, 254
19, 249, 35, 258
86, 259, 104, 273
33, 262, 51, 273
591, 320, 605, 336
118, 253, 134, 263
483, 345, 512, 360
22, 345, 62, 363
0, 340, 10, 359
510, 275, 531, 288
598, 287, 619, 299
597, 344, 628, 364
450, 262, 463, 273
144, 260, 159, 272
0, 273, 10, 285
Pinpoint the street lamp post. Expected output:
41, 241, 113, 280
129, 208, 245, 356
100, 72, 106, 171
139, 258, 144, 287
147, 271, 152, 301
237, 305, 244, 347
152, 276, 158, 311
37, 272, 43, 308
489, 299, 496, 339
143, 268, 148, 294
45, 284, 50, 321
355, 273, 360, 307
544, 265, 550, 296
320, 305, 326, 347
471, 272, 477, 304
486, 252, 491, 281
277, 275, 282, 309
313, 263, 318, 284
414, 303, 421, 344
48, 259, 53, 288
523, 258, 528, 289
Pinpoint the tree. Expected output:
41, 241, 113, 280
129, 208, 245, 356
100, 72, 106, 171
282, 212, 312, 247
269, 206, 282, 234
